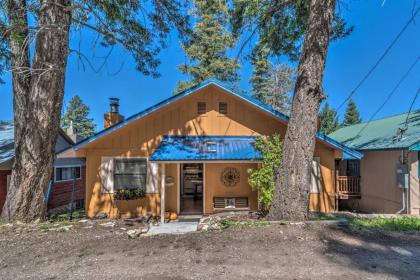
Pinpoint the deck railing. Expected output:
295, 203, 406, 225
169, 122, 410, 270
337, 176, 361, 195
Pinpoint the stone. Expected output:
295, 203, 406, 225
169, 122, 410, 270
126, 227, 149, 239
94, 212, 108, 219
50, 225, 73, 232
79, 219, 90, 223
100, 222, 115, 227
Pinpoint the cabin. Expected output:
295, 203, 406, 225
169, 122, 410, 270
0, 122, 85, 213
329, 110, 420, 214
58, 79, 362, 221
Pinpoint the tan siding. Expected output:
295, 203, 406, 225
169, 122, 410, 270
409, 152, 420, 214
204, 163, 258, 214
347, 151, 403, 213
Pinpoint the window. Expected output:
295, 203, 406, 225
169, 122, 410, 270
219, 102, 228, 114
197, 102, 206, 114
114, 158, 147, 190
55, 166, 81, 182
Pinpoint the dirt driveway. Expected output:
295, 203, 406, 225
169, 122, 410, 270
0, 220, 419, 279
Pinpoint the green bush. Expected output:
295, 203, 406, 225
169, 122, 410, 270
248, 134, 283, 210
114, 188, 146, 200
350, 217, 420, 231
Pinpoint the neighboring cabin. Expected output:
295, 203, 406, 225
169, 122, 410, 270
58, 79, 362, 220
329, 110, 420, 214
0, 122, 85, 213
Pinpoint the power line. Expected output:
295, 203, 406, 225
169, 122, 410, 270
337, 6, 420, 111
404, 87, 420, 127
353, 56, 420, 138
394, 87, 420, 141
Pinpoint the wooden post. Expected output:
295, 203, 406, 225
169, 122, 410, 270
160, 163, 166, 224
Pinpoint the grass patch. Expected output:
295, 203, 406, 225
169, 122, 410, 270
218, 219, 270, 230
310, 214, 339, 221
350, 217, 420, 231
48, 209, 86, 223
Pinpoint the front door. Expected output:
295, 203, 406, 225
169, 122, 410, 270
180, 163, 203, 214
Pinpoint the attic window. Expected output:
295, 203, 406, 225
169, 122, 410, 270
219, 102, 228, 114
197, 102, 206, 115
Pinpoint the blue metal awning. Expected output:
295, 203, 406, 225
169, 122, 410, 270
150, 135, 262, 161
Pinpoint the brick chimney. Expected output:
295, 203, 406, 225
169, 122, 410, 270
104, 97, 124, 128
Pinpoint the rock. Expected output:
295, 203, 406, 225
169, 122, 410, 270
94, 212, 108, 219
100, 222, 115, 227
50, 225, 73, 232
126, 226, 149, 239
79, 219, 90, 223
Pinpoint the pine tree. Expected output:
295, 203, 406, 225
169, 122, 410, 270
342, 99, 362, 127
250, 46, 272, 102
250, 49, 294, 114
266, 63, 294, 114
175, 0, 240, 93
61, 96, 96, 138
319, 102, 340, 135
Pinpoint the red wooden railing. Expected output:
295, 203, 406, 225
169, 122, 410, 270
337, 176, 361, 195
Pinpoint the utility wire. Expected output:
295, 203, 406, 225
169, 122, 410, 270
337, 6, 420, 111
353, 56, 420, 138
394, 87, 420, 141
403, 87, 420, 127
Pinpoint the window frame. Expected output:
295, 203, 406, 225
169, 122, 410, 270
54, 165, 82, 183
113, 157, 148, 191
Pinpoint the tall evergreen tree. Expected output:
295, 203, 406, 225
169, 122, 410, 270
266, 63, 294, 114
250, 46, 272, 102
342, 98, 362, 127
61, 96, 96, 138
319, 102, 339, 134
175, 0, 240, 93
250, 48, 294, 114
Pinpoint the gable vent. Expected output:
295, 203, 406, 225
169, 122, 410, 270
197, 102, 206, 115
219, 102, 228, 114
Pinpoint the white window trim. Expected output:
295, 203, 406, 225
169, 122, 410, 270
54, 165, 82, 183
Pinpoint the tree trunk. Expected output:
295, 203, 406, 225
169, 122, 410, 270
2, 0, 72, 222
268, 0, 336, 221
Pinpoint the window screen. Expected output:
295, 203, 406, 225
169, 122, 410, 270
55, 166, 81, 182
114, 158, 147, 190
197, 102, 206, 114
219, 102, 228, 114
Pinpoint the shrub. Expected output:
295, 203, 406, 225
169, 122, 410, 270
114, 188, 146, 200
248, 134, 283, 210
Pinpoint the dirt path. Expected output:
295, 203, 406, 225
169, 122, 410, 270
0, 220, 419, 279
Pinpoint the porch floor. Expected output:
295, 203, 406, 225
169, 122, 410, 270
146, 221, 198, 236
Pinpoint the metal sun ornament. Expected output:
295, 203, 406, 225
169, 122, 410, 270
221, 167, 240, 187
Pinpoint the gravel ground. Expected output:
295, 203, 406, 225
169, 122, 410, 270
0, 219, 420, 280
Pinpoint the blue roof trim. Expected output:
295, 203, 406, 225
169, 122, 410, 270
69, 78, 360, 159
150, 135, 262, 161
410, 141, 420, 151
316, 132, 364, 159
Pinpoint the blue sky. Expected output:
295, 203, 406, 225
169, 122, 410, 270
0, 0, 419, 131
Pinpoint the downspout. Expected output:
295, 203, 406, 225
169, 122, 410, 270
397, 150, 408, 214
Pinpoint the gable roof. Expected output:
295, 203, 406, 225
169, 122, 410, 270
329, 110, 420, 151
69, 79, 362, 159
0, 122, 74, 165
0, 122, 14, 165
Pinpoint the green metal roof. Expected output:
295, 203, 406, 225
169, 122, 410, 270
328, 110, 420, 151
